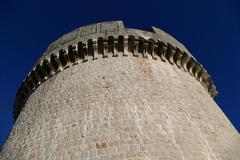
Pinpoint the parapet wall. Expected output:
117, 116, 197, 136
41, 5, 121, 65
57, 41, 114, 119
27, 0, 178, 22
13, 21, 217, 120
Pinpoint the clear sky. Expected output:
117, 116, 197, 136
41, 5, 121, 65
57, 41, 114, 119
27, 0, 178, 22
0, 0, 239, 148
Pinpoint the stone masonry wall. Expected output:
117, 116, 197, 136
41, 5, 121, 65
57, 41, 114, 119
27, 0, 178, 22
1, 55, 239, 160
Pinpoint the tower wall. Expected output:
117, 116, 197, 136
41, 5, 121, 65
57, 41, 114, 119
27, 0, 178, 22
1, 21, 239, 160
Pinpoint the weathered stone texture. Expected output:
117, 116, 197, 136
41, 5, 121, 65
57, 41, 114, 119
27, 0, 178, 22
0, 21, 239, 160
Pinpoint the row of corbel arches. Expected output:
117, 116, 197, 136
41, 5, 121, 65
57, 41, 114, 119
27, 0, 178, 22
13, 35, 217, 120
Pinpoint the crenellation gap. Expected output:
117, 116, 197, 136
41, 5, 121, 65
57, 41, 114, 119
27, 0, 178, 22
50, 54, 60, 72
148, 39, 157, 60
128, 36, 137, 57
166, 43, 176, 64
97, 37, 104, 57
68, 45, 77, 64
117, 36, 124, 55
87, 39, 95, 60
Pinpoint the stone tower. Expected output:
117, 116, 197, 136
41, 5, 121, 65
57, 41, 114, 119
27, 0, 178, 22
1, 21, 239, 160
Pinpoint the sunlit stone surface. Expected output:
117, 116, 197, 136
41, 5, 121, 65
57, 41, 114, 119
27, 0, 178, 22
1, 21, 239, 160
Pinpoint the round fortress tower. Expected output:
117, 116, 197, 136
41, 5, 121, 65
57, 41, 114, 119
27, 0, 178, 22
1, 21, 239, 159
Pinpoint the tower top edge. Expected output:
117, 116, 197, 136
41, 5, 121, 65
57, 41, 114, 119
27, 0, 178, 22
12, 21, 218, 120
43, 21, 191, 58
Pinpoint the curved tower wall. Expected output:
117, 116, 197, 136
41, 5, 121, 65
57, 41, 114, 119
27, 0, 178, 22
1, 21, 239, 160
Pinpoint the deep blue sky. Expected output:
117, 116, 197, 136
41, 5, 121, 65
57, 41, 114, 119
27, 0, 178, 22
0, 0, 239, 147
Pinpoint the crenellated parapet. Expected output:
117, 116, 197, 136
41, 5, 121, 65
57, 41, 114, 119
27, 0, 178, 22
13, 21, 218, 120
